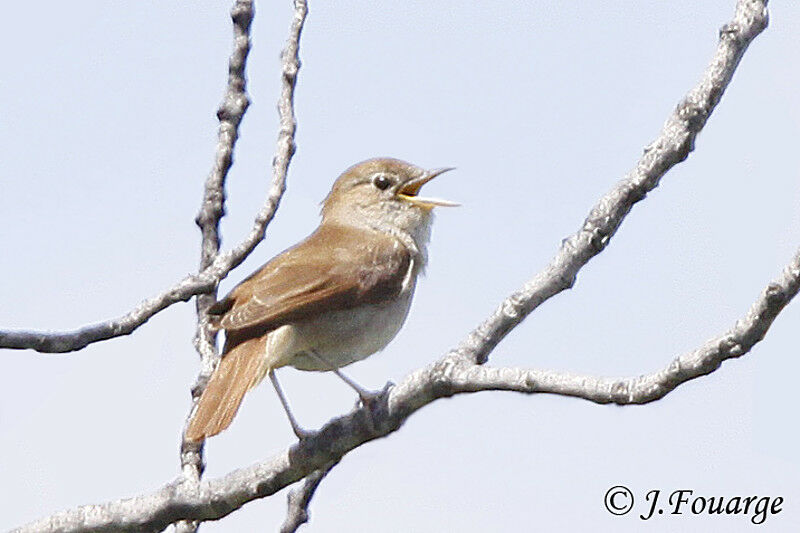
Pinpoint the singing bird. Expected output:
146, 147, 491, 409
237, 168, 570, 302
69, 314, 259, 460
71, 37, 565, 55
185, 158, 456, 442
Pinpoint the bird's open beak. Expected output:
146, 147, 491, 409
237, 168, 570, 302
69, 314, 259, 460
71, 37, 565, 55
397, 167, 459, 208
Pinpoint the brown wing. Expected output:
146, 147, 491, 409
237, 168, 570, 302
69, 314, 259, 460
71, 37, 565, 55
208, 224, 412, 336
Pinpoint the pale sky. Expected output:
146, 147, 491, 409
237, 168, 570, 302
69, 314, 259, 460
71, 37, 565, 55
1, 1, 798, 531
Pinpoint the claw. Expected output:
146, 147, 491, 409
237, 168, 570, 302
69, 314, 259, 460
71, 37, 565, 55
356, 387, 385, 406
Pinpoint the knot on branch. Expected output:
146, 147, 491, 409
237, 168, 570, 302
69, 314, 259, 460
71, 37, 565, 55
231, 1, 254, 30
190, 372, 213, 398
610, 379, 631, 404
676, 99, 708, 133
718, 22, 743, 43
717, 336, 742, 357
217, 95, 250, 122
764, 282, 787, 308
429, 359, 462, 398
281, 56, 301, 82
588, 226, 611, 252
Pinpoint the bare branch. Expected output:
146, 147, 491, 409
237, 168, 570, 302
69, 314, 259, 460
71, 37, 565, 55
195, 0, 253, 275
175, 3, 256, 533
11, 1, 783, 531
0, 0, 308, 355
14, 244, 798, 533
447, 248, 800, 403
280, 463, 338, 533
247, 0, 307, 249
451, 0, 770, 366
0, 273, 217, 353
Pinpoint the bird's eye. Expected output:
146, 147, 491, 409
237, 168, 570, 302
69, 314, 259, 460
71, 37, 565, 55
372, 174, 393, 190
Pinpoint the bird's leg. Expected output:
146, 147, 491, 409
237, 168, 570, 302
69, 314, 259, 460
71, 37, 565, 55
334, 368, 387, 404
268, 369, 313, 440
308, 351, 383, 404
307, 352, 386, 436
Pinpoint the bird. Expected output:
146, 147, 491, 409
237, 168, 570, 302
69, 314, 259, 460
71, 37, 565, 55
185, 158, 456, 442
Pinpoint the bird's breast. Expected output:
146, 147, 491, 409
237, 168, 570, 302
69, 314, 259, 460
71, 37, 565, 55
281, 284, 415, 371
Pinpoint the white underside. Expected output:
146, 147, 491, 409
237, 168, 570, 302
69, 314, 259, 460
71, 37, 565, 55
258, 280, 415, 375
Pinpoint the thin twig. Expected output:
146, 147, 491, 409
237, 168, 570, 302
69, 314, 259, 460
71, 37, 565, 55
256, 0, 307, 240
446, 248, 800, 403
0, 272, 216, 353
0, 0, 308, 355
13, 244, 797, 533
175, 3, 255, 533
280, 462, 338, 533
11, 3, 776, 530
451, 0, 770, 366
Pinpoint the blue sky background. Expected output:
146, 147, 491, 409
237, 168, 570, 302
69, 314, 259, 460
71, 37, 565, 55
1, 1, 798, 531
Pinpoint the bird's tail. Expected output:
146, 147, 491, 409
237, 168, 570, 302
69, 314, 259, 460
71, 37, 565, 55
185, 335, 268, 442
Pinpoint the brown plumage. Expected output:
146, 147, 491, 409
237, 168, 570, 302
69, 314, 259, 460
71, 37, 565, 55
185, 335, 266, 442
184, 158, 454, 442
211, 223, 412, 335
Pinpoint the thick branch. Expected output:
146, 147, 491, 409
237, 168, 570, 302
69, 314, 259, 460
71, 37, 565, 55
14, 244, 798, 533
0, 0, 308, 355
10, 1, 780, 531
452, 0, 769, 366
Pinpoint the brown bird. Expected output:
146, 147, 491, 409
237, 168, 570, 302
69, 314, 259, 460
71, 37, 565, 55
185, 158, 456, 442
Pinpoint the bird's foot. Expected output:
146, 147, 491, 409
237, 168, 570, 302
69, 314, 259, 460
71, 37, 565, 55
354, 381, 394, 435
353, 380, 393, 408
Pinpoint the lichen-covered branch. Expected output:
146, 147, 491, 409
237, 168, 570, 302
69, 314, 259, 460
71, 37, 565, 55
451, 0, 770, 366
9, 1, 784, 532
14, 244, 798, 533
248, 0, 307, 249
280, 462, 338, 533
0, 273, 218, 353
176, 3, 256, 533
446, 248, 800, 404
195, 0, 253, 276
0, 0, 308, 355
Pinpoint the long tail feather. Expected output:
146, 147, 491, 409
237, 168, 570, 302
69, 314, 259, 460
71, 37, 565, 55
185, 336, 267, 442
